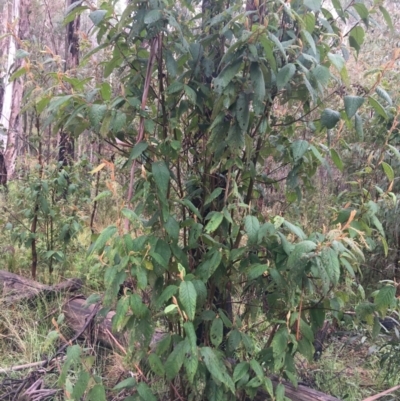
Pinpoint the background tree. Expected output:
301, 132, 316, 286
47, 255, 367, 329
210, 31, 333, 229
0, 0, 30, 180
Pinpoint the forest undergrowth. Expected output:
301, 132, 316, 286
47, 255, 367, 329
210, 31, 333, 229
1, 175, 400, 401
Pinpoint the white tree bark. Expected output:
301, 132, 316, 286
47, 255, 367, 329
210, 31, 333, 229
0, 0, 18, 149
0, 0, 30, 179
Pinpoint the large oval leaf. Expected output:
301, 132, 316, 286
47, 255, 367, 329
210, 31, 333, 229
344, 96, 364, 119
179, 281, 196, 320
321, 108, 340, 129
277, 63, 296, 90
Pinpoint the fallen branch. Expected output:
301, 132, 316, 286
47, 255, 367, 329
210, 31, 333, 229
0, 270, 82, 305
361, 385, 400, 401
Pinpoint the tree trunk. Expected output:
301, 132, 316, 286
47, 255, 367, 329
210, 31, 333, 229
0, 0, 30, 180
58, 0, 80, 166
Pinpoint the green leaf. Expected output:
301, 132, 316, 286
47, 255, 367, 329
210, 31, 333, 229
301, 30, 316, 55
247, 264, 268, 281
9, 66, 27, 81
291, 140, 309, 164
349, 26, 365, 55
214, 59, 242, 93
155, 285, 178, 309
388, 144, 400, 163
227, 123, 244, 151
381, 236, 388, 258
321, 108, 340, 129
181, 199, 202, 220
183, 352, 199, 384
47, 95, 73, 112
355, 113, 364, 141
179, 281, 197, 320
87, 384, 106, 401
312, 65, 330, 87
89, 10, 107, 26
152, 161, 170, 198
368, 96, 388, 119
282, 220, 306, 240
375, 286, 395, 309
205, 212, 224, 233
196, 250, 222, 281
113, 377, 136, 391
89, 104, 107, 131
137, 382, 157, 401
277, 63, 296, 90
328, 53, 345, 73
236, 92, 250, 132
272, 327, 288, 357
287, 240, 316, 281
344, 96, 364, 119
352, 3, 369, 26
320, 247, 340, 285
127, 142, 148, 164
113, 297, 130, 332
228, 329, 241, 353
250, 359, 264, 381
100, 82, 111, 101
376, 87, 392, 106
204, 188, 224, 207
250, 63, 265, 114
330, 149, 344, 172
245, 215, 260, 245
165, 50, 177, 77
72, 371, 90, 399
233, 362, 249, 383
148, 353, 165, 376
379, 6, 394, 32
89, 225, 117, 255
210, 317, 223, 347
381, 162, 394, 182
303, 13, 315, 33
165, 339, 187, 380
184, 85, 197, 104
183, 322, 197, 353
165, 216, 180, 242
144, 9, 163, 24
200, 347, 235, 394
167, 81, 184, 94
260, 36, 277, 72
304, 0, 321, 11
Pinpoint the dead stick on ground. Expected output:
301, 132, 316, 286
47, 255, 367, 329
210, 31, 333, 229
105, 328, 148, 385
0, 357, 67, 374
361, 385, 400, 401
45, 303, 100, 366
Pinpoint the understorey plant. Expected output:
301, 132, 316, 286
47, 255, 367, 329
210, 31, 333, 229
49, 0, 398, 399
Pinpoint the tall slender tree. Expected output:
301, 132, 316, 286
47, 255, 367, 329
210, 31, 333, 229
0, 0, 30, 180
58, 0, 80, 166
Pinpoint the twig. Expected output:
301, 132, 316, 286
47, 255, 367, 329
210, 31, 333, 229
361, 385, 400, 401
45, 303, 100, 365
0, 361, 48, 374
105, 328, 149, 385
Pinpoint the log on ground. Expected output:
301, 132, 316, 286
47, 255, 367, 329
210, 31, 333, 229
0, 269, 82, 305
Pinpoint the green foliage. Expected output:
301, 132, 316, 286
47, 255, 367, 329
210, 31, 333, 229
4, 160, 91, 278
46, 0, 400, 399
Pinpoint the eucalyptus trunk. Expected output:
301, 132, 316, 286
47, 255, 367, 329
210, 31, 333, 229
0, 0, 30, 180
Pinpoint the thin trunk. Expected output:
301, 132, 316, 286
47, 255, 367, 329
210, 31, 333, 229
0, 0, 14, 148
30, 113, 43, 280
1, 0, 30, 180
58, 0, 80, 167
